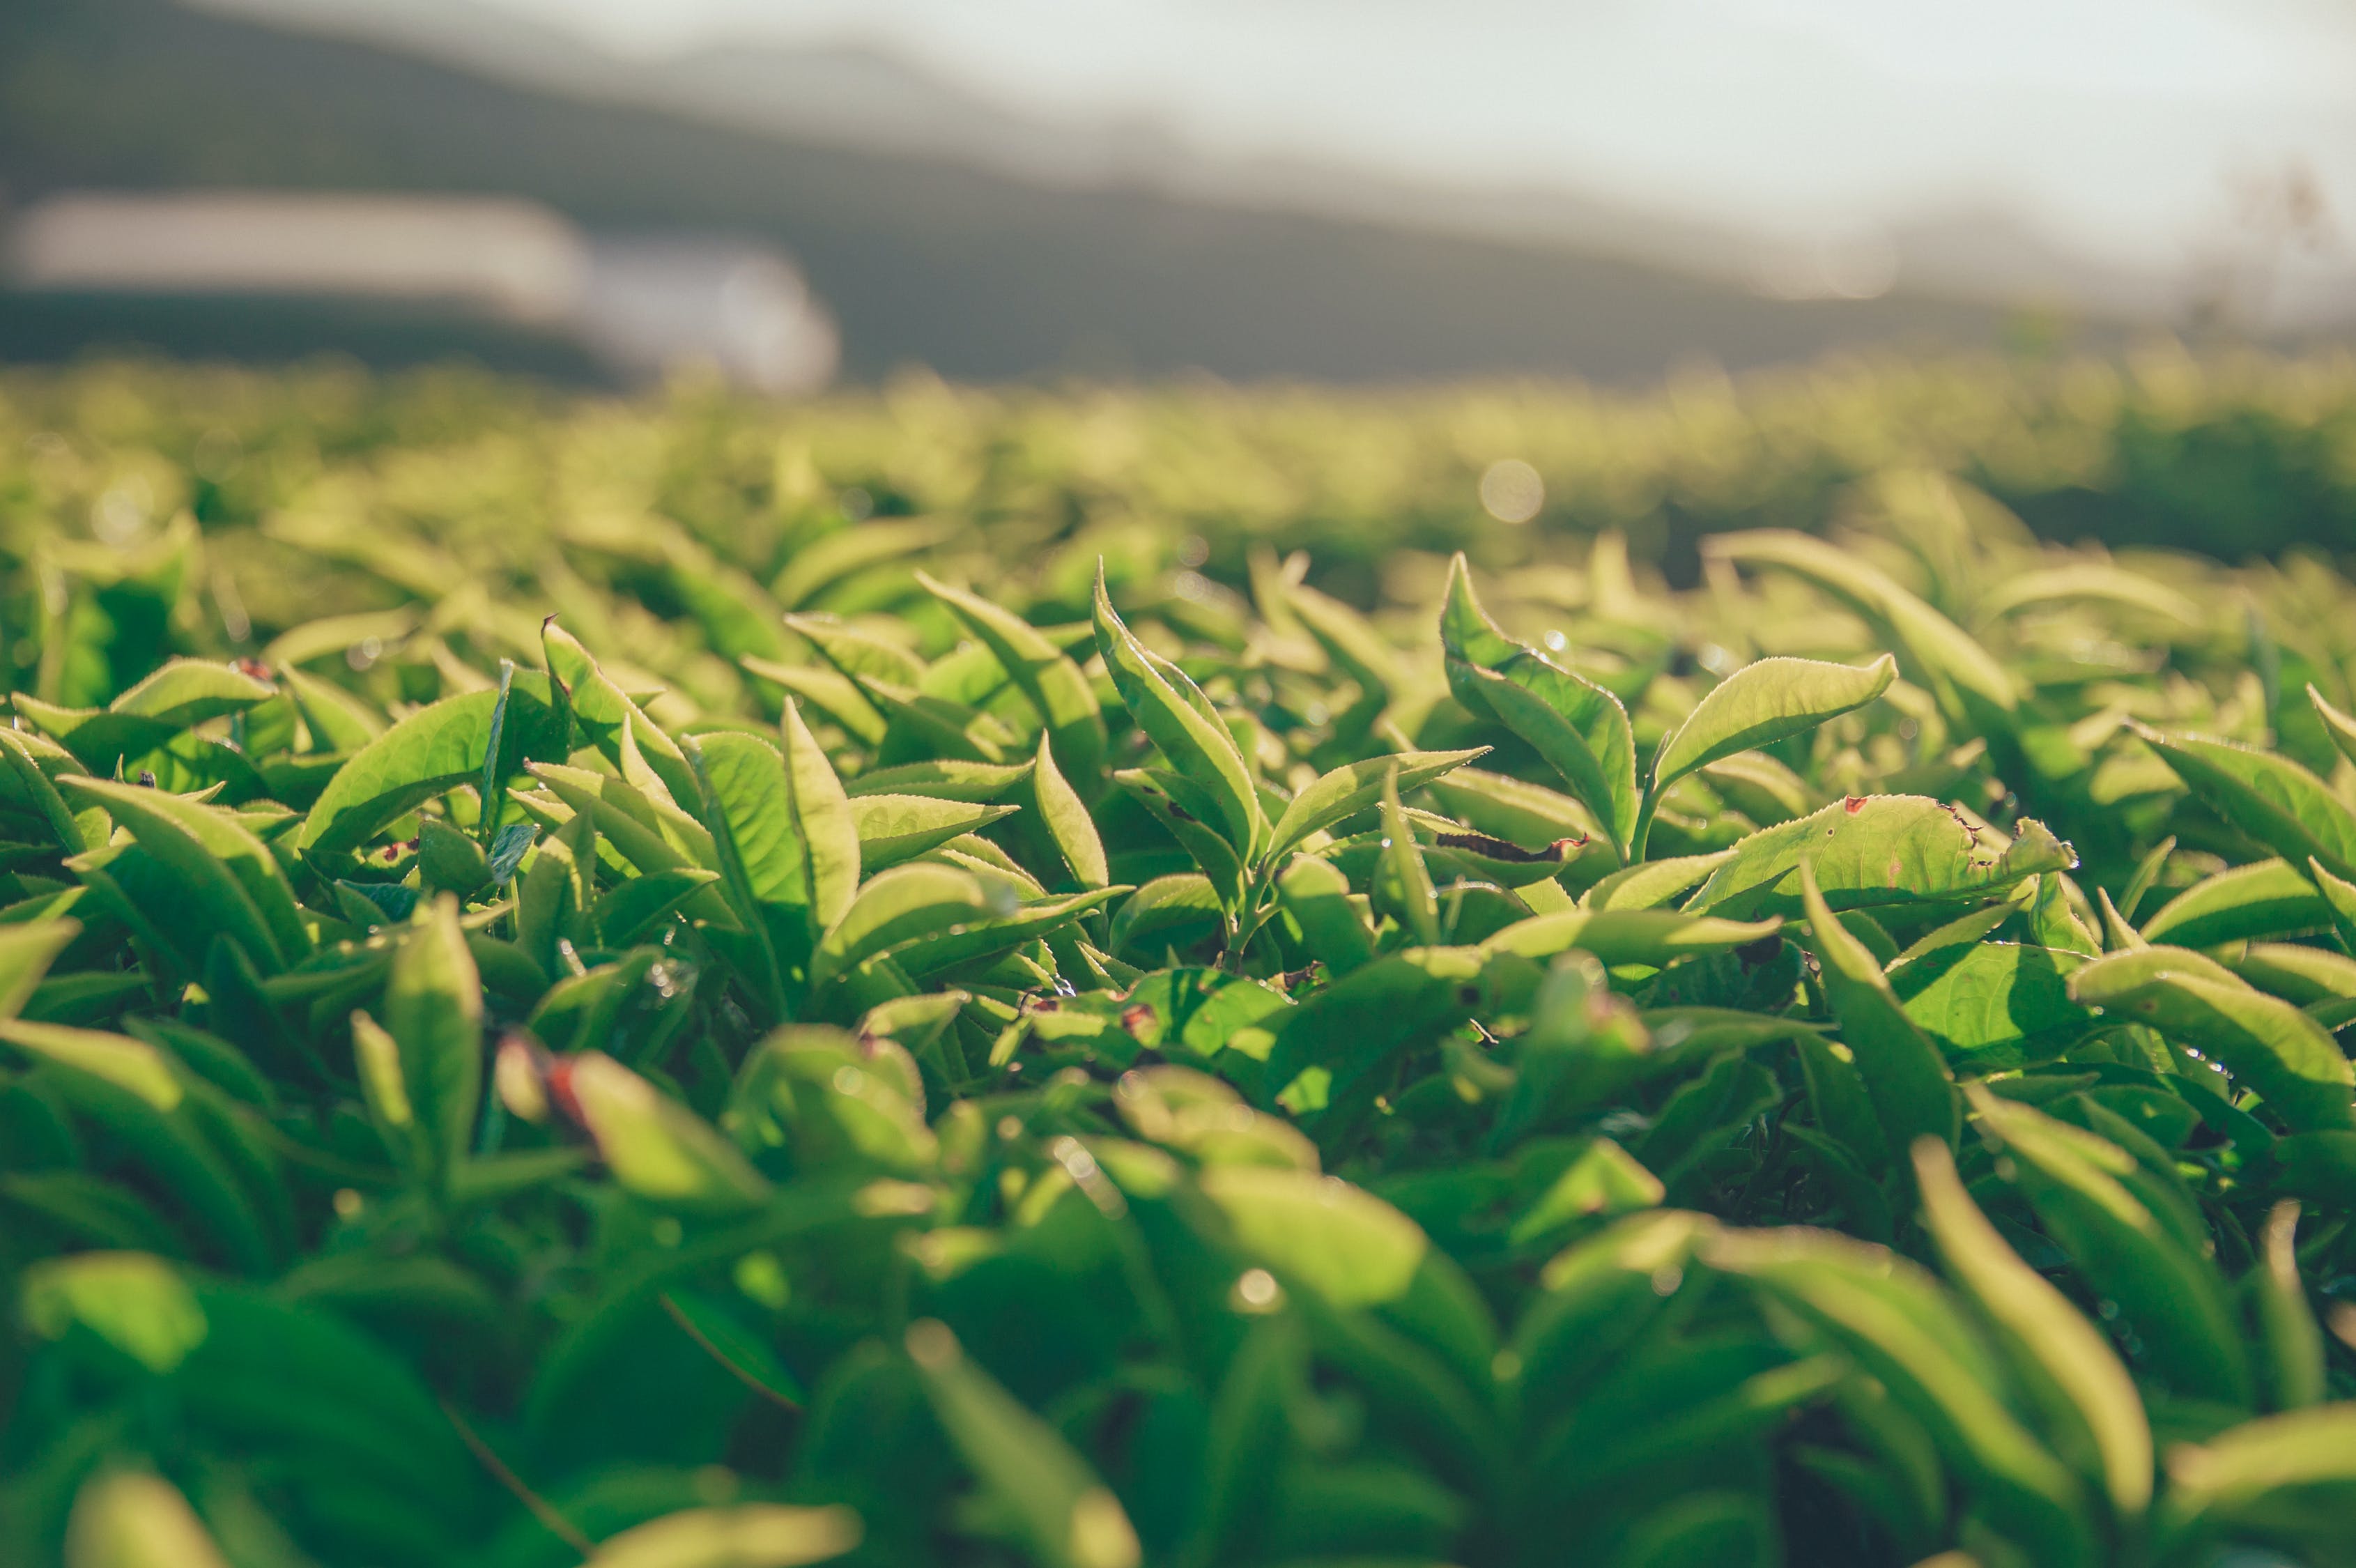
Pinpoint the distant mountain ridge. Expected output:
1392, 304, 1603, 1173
183, 0, 1764, 279
0, 0, 2058, 381
198, 0, 2332, 328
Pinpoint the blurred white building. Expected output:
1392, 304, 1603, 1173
3, 190, 839, 392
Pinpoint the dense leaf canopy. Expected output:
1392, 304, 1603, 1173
6, 360, 2356, 1568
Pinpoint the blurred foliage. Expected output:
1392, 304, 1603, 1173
4, 347, 2356, 645
3, 353, 2356, 1568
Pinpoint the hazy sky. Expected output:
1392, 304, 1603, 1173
462, 0, 2353, 248
231, 0, 2356, 290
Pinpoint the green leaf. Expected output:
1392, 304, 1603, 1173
1113, 1061, 1307, 1155
1704, 1226, 2095, 1568
560, 1050, 773, 1214
1093, 565, 1264, 861
745, 653, 888, 746
1582, 852, 1729, 911
544, 619, 698, 804
527, 948, 684, 1056
1969, 1086, 2254, 1407
2133, 725, 2356, 882
1913, 1137, 2150, 1517
0, 1020, 276, 1274
1976, 562, 2202, 627
689, 725, 854, 996
848, 794, 1017, 872
63, 776, 309, 972
1891, 941, 2089, 1055
1031, 735, 1109, 889
1637, 1051, 1782, 1188
2164, 1404, 2356, 1549
1511, 1209, 1716, 1419
1288, 577, 1401, 697
386, 894, 483, 1184
727, 1026, 935, 1176
894, 886, 1125, 983
2070, 946, 2354, 1131
1268, 746, 1486, 863
1114, 767, 1247, 908
2096, 886, 2147, 952
299, 682, 563, 856
2305, 854, 2356, 953
1194, 1322, 1389, 1558
772, 518, 959, 608
1438, 551, 1525, 676
2022, 872, 2102, 956
2248, 1201, 2325, 1412
1794, 1033, 1887, 1173
2215, 939, 2356, 1008
590, 1505, 863, 1568
907, 1319, 1141, 1568
1530, 1351, 1834, 1531
416, 815, 490, 896
20, 659, 275, 774
1379, 764, 1440, 948
197, 937, 309, 1086
475, 659, 520, 845
653, 528, 793, 661
2139, 859, 2330, 946
1887, 898, 2018, 967
1800, 859, 1960, 1159
1610, 1492, 1778, 1568
112, 655, 270, 716
810, 863, 999, 991
0, 918, 79, 1019
780, 698, 862, 930
921, 572, 1107, 788
1707, 530, 2016, 721
348, 1009, 426, 1176
1481, 909, 1780, 967
64, 1468, 233, 1568
263, 606, 419, 668
530, 762, 719, 883
444, 1146, 588, 1208
1481, 958, 1665, 1146
1507, 1137, 1664, 1243
22, 1251, 208, 1374
1688, 796, 2073, 921
1197, 1162, 1428, 1308
487, 810, 541, 886
845, 759, 1033, 801
781, 609, 929, 687
2307, 681, 2356, 773
1642, 1008, 1825, 1054
1263, 946, 1487, 1110
1454, 656, 1637, 856
279, 663, 385, 749
0, 725, 95, 852
516, 804, 592, 978
1698, 751, 1814, 826
1649, 654, 1896, 799
1275, 854, 1376, 975
1422, 766, 1603, 856
592, 866, 723, 948
1109, 873, 1224, 958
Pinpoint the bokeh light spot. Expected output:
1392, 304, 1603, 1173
1479, 459, 1544, 523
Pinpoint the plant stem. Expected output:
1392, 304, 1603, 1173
1626, 793, 1657, 866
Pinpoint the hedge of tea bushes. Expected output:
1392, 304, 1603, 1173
7, 344, 2356, 631
1, 355, 2355, 1568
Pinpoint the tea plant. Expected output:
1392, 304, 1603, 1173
4, 360, 2356, 1568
